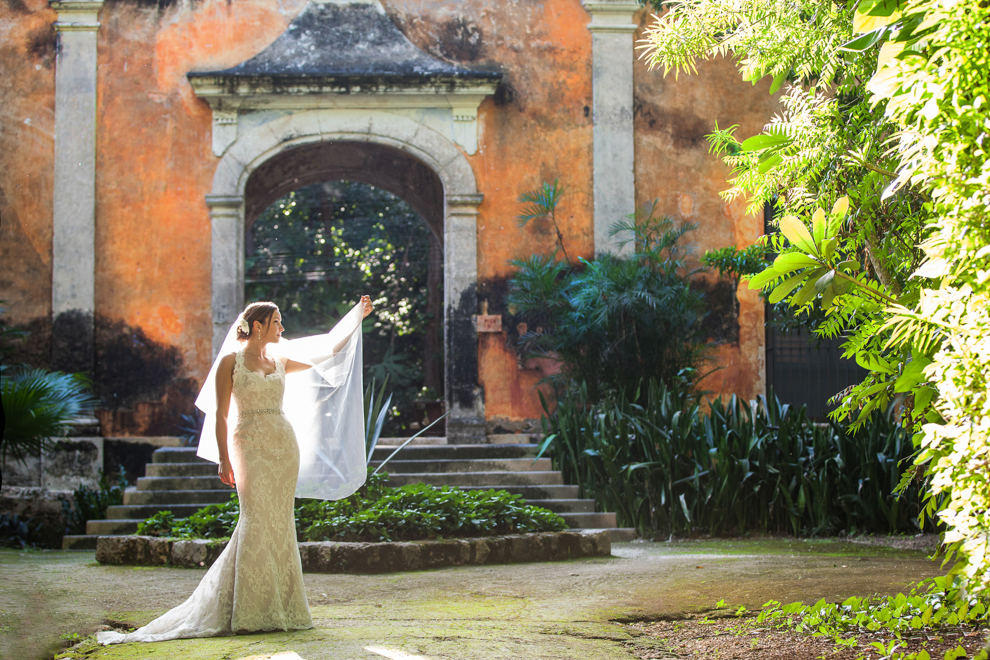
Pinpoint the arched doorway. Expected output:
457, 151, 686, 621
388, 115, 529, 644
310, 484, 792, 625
244, 142, 445, 430
204, 110, 486, 443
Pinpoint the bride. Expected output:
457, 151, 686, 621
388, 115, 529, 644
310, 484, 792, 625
98, 296, 373, 644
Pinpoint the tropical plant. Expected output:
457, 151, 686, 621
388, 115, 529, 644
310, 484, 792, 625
517, 178, 571, 265
539, 379, 929, 538
0, 514, 38, 549
508, 200, 710, 400
63, 469, 128, 536
1, 367, 99, 467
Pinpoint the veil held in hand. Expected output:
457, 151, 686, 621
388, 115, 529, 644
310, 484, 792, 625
194, 302, 367, 501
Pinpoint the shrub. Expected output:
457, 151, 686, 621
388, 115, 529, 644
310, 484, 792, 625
508, 202, 710, 400
0, 514, 39, 549
135, 470, 567, 543
63, 469, 128, 536
540, 380, 931, 538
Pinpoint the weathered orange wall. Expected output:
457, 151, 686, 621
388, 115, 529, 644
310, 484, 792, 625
0, 0, 57, 364
632, 9, 775, 402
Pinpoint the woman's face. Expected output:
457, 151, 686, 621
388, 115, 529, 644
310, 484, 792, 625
258, 310, 284, 344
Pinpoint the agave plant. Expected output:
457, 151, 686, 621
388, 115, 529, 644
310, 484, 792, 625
0, 366, 98, 466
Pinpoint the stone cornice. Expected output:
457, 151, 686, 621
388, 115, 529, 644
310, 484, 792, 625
188, 75, 500, 111
582, 0, 641, 32
51, 0, 103, 30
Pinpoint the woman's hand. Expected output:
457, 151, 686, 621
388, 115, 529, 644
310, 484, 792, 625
361, 295, 374, 318
219, 459, 236, 488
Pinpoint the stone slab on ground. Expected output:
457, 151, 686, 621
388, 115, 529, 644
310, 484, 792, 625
95, 530, 611, 572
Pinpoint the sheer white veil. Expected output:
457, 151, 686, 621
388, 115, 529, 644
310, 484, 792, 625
194, 302, 367, 500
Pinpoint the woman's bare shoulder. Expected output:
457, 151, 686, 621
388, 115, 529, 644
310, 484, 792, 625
217, 352, 237, 373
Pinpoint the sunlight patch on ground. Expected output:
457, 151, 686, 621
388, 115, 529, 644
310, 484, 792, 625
237, 652, 307, 660
364, 647, 434, 660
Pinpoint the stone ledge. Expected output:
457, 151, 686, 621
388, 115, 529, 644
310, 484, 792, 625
95, 531, 611, 573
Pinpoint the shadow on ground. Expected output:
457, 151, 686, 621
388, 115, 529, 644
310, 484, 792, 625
0, 537, 942, 660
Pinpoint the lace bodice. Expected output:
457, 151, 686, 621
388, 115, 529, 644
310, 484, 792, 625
231, 350, 286, 413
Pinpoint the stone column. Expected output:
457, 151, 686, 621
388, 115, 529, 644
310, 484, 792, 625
444, 193, 485, 444
583, 0, 639, 257
50, 0, 103, 373
206, 195, 245, 357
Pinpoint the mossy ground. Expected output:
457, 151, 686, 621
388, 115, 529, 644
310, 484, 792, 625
1, 537, 943, 660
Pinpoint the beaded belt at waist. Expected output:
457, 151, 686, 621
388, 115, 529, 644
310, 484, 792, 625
241, 408, 283, 415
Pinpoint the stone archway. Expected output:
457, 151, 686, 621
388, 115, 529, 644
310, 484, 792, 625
205, 109, 484, 442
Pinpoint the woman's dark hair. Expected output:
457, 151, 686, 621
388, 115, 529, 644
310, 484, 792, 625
237, 302, 278, 342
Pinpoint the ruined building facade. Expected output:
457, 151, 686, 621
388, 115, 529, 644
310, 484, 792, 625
0, 0, 777, 439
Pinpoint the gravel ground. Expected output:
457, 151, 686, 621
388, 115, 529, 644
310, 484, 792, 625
625, 613, 987, 660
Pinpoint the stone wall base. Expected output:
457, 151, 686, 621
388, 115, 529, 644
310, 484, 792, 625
96, 531, 611, 573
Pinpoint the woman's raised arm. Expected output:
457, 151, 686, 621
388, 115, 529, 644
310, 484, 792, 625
283, 295, 374, 374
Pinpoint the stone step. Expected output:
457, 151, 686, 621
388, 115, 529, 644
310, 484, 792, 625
152, 447, 213, 464
369, 458, 553, 474
145, 457, 552, 478
588, 528, 639, 543
383, 471, 563, 487
124, 489, 235, 506
137, 476, 232, 491
375, 436, 446, 446
151, 443, 543, 464
524, 499, 595, 513
459, 484, 580, 499
559, 512, 617, 529
105, 503, 223, 520
86, 519, 142, 535
62, 534, 102, 550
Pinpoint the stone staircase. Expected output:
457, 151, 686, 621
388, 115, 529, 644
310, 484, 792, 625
63, 441, 636, 549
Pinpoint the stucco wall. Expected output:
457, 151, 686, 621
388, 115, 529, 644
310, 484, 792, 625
631, 9, 776, 402
0, 0, 777, 435
0, 0, 57, 365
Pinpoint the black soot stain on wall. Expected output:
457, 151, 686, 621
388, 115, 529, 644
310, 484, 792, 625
694, 279, 740, 345
95, 317, 182, 409
448, 284, 480, 409
436, 17, 482, 62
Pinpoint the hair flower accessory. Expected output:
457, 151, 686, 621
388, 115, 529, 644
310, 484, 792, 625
238, 318, 250, 334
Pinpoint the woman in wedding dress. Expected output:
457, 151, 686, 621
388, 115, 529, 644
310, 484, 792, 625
98, 296, 373, 645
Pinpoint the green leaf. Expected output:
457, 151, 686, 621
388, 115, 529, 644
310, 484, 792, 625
811, 208, 826, 244
814, 270, 836, 294
757, 153, 783, 174
839, 28, 887, 52
773, 252, 819, 273
768, 273, 808, 304
836, 260, 860, 273
778, 215, 818, 256
821, 286, 835, 310
740, 133, 790, 151
791, 267, 829, 307
769, 69, 789, 94
747, 266, 781, 290
822, 237, 838, 262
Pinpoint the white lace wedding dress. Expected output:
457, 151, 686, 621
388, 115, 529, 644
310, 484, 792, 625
98, 350, 313, 644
